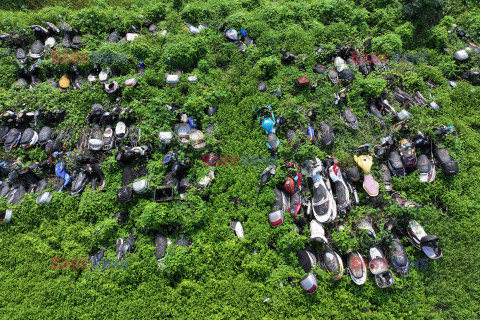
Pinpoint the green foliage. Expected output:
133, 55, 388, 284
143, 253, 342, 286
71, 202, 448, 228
371, 33, 403, 53
256, 55, 281, 78
402, 0, 444, 26
0, 0, 479, 318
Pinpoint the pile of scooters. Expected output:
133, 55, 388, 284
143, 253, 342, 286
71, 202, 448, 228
253, 156, 443, 291
250, 100, 456, 290
1, 14, 156, 91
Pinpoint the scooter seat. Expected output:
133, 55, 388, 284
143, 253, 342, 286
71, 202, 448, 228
289, 192, 302, 218
0, 182, 10, 197
312, 183, 331, 221
389, 151, 404, 170
334, 180, 347, 205
117, 186, 133, 203
363, 174, 379, 196
416, 154, 431, 173
154, 234, 169, 261
440, 161, 459, 176
4, 128, 21, 145
21, 128, 36, 145
38, 127, 54, 146
434, 148, 452, 163
420, 235, 439, 245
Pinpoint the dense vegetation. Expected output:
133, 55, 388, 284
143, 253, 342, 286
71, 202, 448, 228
1, 0, 480, 318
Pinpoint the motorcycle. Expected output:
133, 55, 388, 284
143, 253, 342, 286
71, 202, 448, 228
310, 219, 329, 244
309, 222, 344, 280
71, 164, 105, 196
266, 132, 280, 152
297, 247, 318, 293
29, 40, 45, 59
434, 146, 459, 176
88, 124, 104, 150
306, 158, 336, 222
54, 160, 71, 189
391, 192, 421, 208
357, 218, 394, 287
398, 220, 442, 259
5, 184, 26, 206
45, 129, 66, 155
284, 163, 304, 218
259, 165, 276, 187
103, 126, 115, 151
158, 131, 173, 151
189, 129, 205, 151
416, 154, 436, 183
178, 178, 191, 200
4, 128, 21, 152
268, 188, 289, 227
44, 21, 60, 35
353, 145, 379, 201
379, 164, 393, 191
116, 230, 135, 261
368, 244, 395, 288
154, 233, 172, 270
40, 109, 66, 125
175, 121, 191, 145
320, 246, 344, 281
255, 105, 282, 151
388, 150, 406, 178
117, 166, 137, 203
58, 14, 74, 48
318, 122, 334, 147
38, 126, 55, 147
344, 167, 360, 206
116, 145, 149, 164
398, 138, 417, 168
346, 250, 367, 285
14, 48, 28, 64
383, 220, 410, 277
0, 125, 10, 144
115, 121, 128, 140
326, 156, 351, 215
342, 108, 359, 130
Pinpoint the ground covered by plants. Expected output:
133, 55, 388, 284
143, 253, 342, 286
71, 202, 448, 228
0, 0, 480, 319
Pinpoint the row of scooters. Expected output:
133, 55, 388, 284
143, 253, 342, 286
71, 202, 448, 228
255, 105, 458, 198
263, 138, 457, 228
0, 152, 106, 224
229, 178, 441, 291
0, 100, 218, 224
295, 217, 442, 292
254, 153, 444, 290
0, 108, 67, 153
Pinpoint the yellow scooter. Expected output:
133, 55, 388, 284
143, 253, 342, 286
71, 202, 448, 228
353, 144, 379, 201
